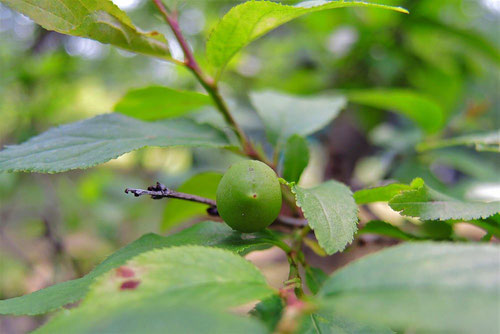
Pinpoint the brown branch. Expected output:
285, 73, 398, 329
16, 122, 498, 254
126, 182, 216, 206
151, 0, 273, 167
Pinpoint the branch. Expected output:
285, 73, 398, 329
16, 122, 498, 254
151, 0, 273, 166
126, 182, 217, 210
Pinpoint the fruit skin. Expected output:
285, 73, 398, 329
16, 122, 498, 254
216, 160, 282, 232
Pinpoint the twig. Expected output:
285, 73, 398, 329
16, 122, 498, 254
125, 182, 216, 206
151, 0, 273, 166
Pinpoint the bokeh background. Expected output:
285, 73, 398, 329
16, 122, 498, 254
1, 0, 499, 332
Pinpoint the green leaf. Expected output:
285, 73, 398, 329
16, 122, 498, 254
114, 86, 212, 121
282, 135, 310, 183
206, 0, 408, 74
0, 113, 230, 173
353, 178, 424, 204
319, 243, 500, 333
305, 266, 328, 295
414, 16, 500, 66
86, 246, 274, 308
299, 312, 394, 334
417, 131, 500, 152
347, 89, 445, 133
0, 221, 277, 315
162, 172, 223, 231
37, 246, 272, 333
292, 181, 358, 255
0, 0, 170, 58
389, 183, 500, 221
36, 303, 268, 334
251, 91, 346, 147
251, 295, 284, 332
358, 221, 421, 241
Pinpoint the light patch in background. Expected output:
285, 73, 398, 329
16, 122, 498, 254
237, 55, 262, 77
148, 58, 178, 84
179, 8, 205, 36
142, 147, 192, 174
466, 183, 500, 202
326, 26, 358, 58
65, 36, 106, 59
13, 12, 35, 40
481, 0, 500, 14
166, 35, 184, 61
298, 141, 326, 188
113, 0, 142, 10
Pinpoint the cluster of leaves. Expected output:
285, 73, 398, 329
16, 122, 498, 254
0, 0, 499, 333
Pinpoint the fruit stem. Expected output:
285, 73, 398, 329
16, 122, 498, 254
286, 226, 309, 298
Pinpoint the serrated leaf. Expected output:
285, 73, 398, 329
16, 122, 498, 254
0, 113, 231, 173
319, 243, 500, 333
292, 181, 358, 255
206, 0, 408, 74
299, 312, 394, 334
0, 0, 170, 58
358, 221, 421, 241
389, 183, 500, 221
0, 221, 277, 315
162, 172, 222, 231
36, 303, 268, 334
35, 246, 274, 333
114, 86, 212, 121
282, 135, 309, 183
347, 89, 445, 133
417, 130, 500, 152
251, 91, 346, 147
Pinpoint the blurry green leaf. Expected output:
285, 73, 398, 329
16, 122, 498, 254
251, 91, 346, 147
414, 16, 500, 65
353, 178, 423, 204
0, 0, 170, 58
36, 304, 268, 334
358, 220, 421, 241
305, 266, 328, 295
0, 221, 278, 315
114, 86, 212, 121
417, 131, 500, 153
292, 181, 358, 254
347, 89, 445, 133
282, 135, 309, 183
389, 182, 500, 221
419, 220, 453, 240
206, 0, 408, 74
37, 246, 272, 333
251, 295, 284, 332
299, 312, 394, 334
162, 172, 222, 231
0, 114, 231, 173
424, 150, 499, 181
319, 243, 500, 333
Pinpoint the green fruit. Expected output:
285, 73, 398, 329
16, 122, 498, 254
216, 160, 282, 232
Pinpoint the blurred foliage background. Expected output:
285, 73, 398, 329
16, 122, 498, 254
0, 0, 499, 332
